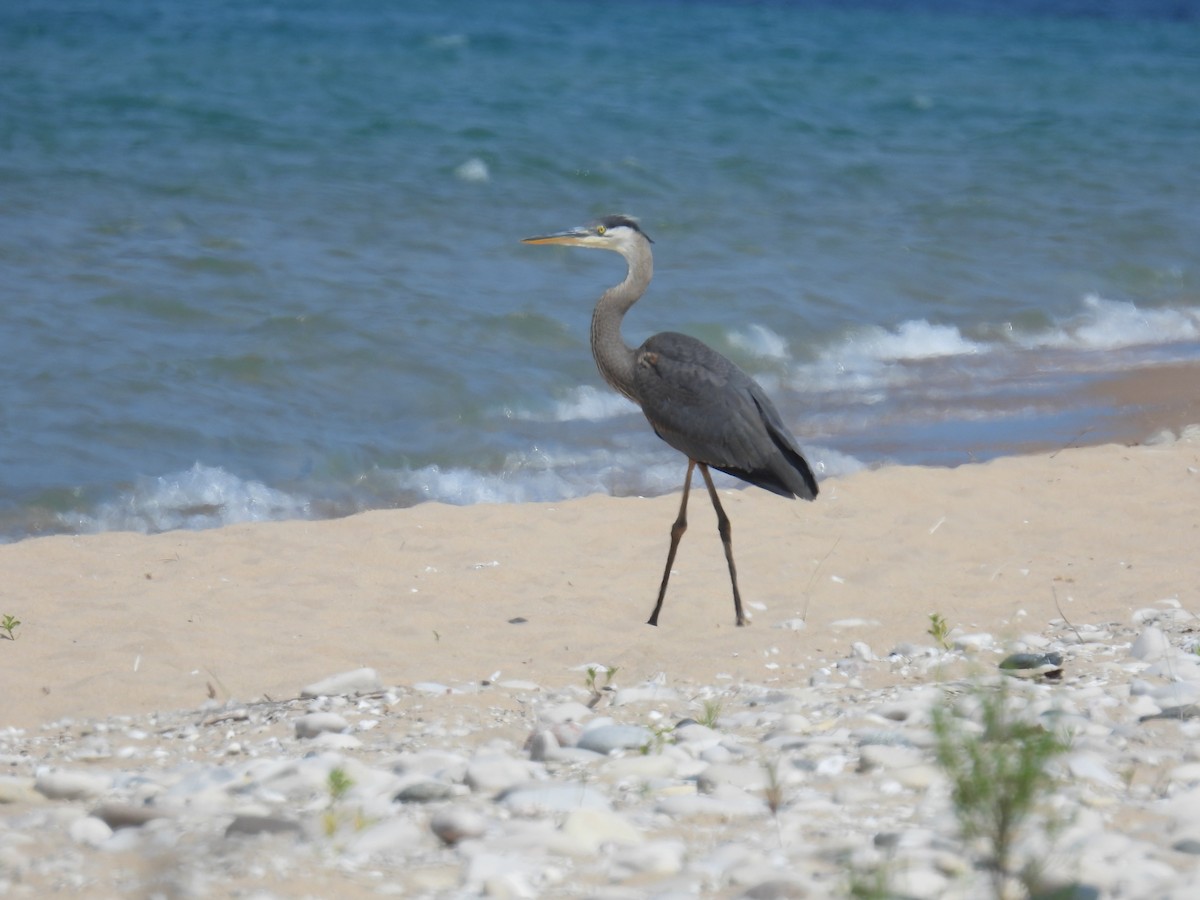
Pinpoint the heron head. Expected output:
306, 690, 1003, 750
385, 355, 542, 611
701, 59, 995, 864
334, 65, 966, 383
522, 215, 652, 253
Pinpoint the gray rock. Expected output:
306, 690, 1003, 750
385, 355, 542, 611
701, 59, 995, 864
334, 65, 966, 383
464, 754, 540, 794
225, 814, 305, 838
430, 806, 488, 845
857, 744, 926, 772
342, 818, 422, 858
561, 808, 640, 852
610, 839, 685, 876
90, 801, 168, 830
395, 780, 456, 803
68, 815, 113, 847
300, 667, 383, 698
35, 769, 111, 802
528, 729, 560, 761
740, 878, 809, 899
497, 782, 611, 813
294, 712, 350, 738
697, 763, 768, 793
576, 724, 654, 755
612, 683, 680, 706
0, 776, 42, 805
1130, 626, 1171, 661
537, 701, 594, 725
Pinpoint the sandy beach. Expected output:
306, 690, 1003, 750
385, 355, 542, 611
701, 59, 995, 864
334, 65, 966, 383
3, 364, 1200, 897
5, 403, 1199, 733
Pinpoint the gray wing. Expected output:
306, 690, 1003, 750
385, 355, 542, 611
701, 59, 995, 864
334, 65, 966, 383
632, 332, 818, 499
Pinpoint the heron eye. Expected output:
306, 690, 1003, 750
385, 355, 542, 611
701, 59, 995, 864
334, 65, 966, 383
595, 225, 607, 235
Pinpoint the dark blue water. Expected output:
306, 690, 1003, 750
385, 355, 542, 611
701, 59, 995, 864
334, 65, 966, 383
2, 0, 1198, 538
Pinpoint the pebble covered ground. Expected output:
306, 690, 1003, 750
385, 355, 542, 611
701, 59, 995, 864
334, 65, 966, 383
4, 603, 1200, 899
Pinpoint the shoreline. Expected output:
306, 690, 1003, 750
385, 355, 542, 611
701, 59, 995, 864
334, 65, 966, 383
4, 419, 1198, 733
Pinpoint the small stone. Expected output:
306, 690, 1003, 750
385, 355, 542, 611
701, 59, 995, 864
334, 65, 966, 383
613, 684, 680, 705
674, 722, 721, 744
697, 763, 768, 793
953, 632, 994, 652
1173, 834, 1200, 855
35, 769, 111, 802
999, 652, 1064, 680
600, 753, 679, 782
561, 808, 640, 853
740, 877, 809, 899
294, 712, 350, 738
300, 667, 383, 698
576, 724, 654, 755
90, 802, 167, 830
496, 679, 540, 692
342, 818, 422, 857
537, 702, 593, 725
528, 730, 560, 762
1170, 763, 1200, 784
1141, 703, 1200, 722
857, 744, 926, 772
69, 815, 113, 847
309, 731, 362, 750
498, 782, 611, 813
850, 641, 874, 661
430, 806, 488, 845
1130, 627, 1171, 661
0, 777, 41, 805
611, 839, 685, 877
892, 764, 939, 790
464, 755, 539, 794
656, 785, 763, 818
413, 681, 455, 695
1066, 752, 1123, 789
225, 814, 305, 838
395, 781, 456, 803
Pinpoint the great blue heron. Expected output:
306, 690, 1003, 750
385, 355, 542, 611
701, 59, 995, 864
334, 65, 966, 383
523, 215, 818, 627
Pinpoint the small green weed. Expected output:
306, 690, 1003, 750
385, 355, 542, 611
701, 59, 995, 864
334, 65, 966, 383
585, 665, 619, 707
761, 755, 788, 846
698, 698, 723, 728
927, 612, 952, 650
1, 614, 20, 641
327, 767, 354, 802
932, 678, 1070, 897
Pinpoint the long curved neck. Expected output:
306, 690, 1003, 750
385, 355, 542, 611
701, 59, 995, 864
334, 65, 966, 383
590, 237, 653, 402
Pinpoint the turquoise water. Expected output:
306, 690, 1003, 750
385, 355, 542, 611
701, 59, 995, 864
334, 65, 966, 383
2, 0, 1198, 538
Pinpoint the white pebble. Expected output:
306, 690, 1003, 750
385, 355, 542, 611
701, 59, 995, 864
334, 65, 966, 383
300, 667, 383, 698
294, 712, 349, 739
430, 806, 488, 845
1130, 626, 1171, 661
35, 769, 111, 802
68, 815, 113, 847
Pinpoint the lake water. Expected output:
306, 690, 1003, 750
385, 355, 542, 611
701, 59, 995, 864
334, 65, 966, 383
2, 0, 1198, 539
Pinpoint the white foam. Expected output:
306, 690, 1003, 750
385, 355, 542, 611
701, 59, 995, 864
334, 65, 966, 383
728, 323, 790, 360
63, 463, 310, 535
1015, 294, 1200, 352
386, 439, 855, 507
454, 158, 489, 183
510, 384, 639, 423
849, 320, 982, 362
793, 319, 982, 394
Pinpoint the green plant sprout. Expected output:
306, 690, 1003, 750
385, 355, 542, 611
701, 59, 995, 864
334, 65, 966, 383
698, 698, 724, 728
327, 767, 354, 802
1, 615, 20, 640
927, 612, 952, 650
931, 679, 1070, 898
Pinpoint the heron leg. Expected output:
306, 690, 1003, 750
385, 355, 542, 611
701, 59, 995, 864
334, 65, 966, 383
647, 459, 695, 626
699, 464, 747, 627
